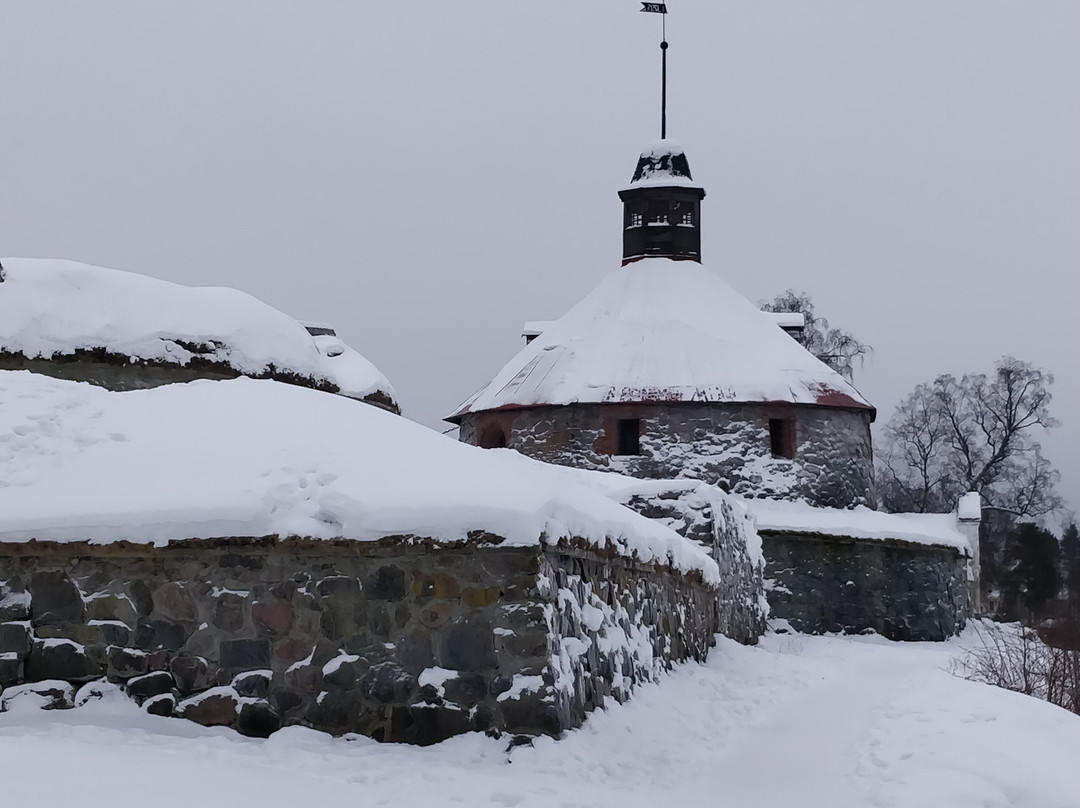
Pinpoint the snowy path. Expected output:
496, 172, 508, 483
706, 638, 912, 806
2, 633, 1078, 808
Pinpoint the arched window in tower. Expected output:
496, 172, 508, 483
478, 423, 508, 449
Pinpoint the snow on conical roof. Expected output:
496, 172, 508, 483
0, 258, 397, 408
625, 140, 701, 189
448, 258, 873, 420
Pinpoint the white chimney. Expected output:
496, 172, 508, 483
957, 492, 982, 614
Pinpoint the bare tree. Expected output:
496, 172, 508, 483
877, 383, 956, 513
759, 290, 871, 381
878, 356, 1060, 518
954, 620, 1080, 715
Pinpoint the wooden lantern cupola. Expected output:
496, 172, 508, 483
618, 141, 706, 265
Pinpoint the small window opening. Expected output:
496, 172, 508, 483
647, 213, 669, 226
626, 211, 643, 229
680, 211, 694, 226
616, 419, 641, 456
769, 418, 795, 459
478, 424, 508, 449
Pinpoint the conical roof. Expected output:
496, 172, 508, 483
448, 258, 873, 421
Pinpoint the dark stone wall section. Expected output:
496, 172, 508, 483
761, 533, 970, 641
0, 536, 718, 743
619, 484, 765, 644
0, 351, 399, 413
460, 402, 876, 509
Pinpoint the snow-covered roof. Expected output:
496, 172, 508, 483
622, 140, 701, 190
0, 371, 717, 582
450, 258, 873, 420
0, 258, 396, 407
744, 499, 972, 553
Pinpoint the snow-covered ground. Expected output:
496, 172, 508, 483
3, 631, 1077, 808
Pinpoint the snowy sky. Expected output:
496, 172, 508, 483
3, 2, 1077, 519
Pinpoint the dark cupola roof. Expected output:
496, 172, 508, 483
630, 141, 695, 184
618, 141, 705, 265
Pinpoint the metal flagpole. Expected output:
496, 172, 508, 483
640, 3, 670, 140
661, 38, 667, 139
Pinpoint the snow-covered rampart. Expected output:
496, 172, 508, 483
0, 371, 717, 584
0, 258, 396, 409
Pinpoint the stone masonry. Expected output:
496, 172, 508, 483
761, 532, 970, 641
460, 402, 876, 509
0, 350, 399, 413
618, 483, 766, 645
0, 535, 719, 743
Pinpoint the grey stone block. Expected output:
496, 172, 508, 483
219, 638, 270, 670
25, 639, 103, 682
0, 622, 30, 657
28, 570, 85, 626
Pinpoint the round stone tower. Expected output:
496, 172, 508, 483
447, 143, 877, 509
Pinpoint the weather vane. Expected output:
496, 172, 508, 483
640, 2, 669, 139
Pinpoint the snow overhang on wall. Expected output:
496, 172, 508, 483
744, 499, 973, 554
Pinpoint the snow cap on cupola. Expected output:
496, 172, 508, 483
629, 140, 697, 187
619, 140, 706, 264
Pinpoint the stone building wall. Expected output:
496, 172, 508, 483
0, 536, 717, 742
761, 533, 969, 641
460, 402, 876, 509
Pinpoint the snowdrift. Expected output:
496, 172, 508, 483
0, 370, 716, 581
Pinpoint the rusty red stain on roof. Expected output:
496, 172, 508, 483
448, 392, 876, 424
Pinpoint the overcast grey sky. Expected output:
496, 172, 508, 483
3, 2, 1077, 519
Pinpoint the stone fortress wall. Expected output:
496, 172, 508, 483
0, 528, 756, 742
760, 533, 969, 641
461, 404, 974, 644
0, 347, 399, 413
460, 402, 876, 509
